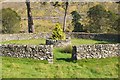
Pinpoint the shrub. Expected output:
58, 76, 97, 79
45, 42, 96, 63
51, 23, 66, 40
2, 8, 21, 34
61, 45, 72, 53
71, 11, 83, 32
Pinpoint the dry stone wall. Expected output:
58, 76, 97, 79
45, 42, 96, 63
1, 44, 53, 63
66, 32, 120, 42
1, 32, 120, 43
1, 43, 119, 62
46, 39, 71, 47
1, 33, 52, 42
72, 44, 120, 60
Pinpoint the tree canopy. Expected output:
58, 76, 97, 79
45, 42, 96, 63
2, 8, 21, 34
87, 4, 118, 33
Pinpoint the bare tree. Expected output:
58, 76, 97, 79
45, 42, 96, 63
26, 0, 34, 33
52, 1, 69, 32
116, 1, 120, 15
63, 2, 69, 32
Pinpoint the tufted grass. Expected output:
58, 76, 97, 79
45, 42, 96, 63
1, 38, 119, 78
1, 45, 120, 78
2, 55, 119, 78
0, 38, 45, 45
0, 38, 116, 45
71, 38, 117, 46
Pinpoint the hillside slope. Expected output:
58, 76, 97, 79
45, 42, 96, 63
1, 2, 118, 33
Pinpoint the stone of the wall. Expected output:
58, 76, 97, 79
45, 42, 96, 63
1, 44, 53, 63
1, 32, 120, 43
1, 33, 52, 42
46, 38, 71, 47
72, 44, 120, 60
66, 32, 120, 42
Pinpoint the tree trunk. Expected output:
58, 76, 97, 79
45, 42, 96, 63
116, 1, 120, 15
63, 2, 69, 32
26, 0, 34, 33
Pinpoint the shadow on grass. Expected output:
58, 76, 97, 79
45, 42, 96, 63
95, 41, 119, 44
94, 39, 120, 44
56, 58, 77, 63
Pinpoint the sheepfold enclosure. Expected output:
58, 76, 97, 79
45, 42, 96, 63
1, 32, 120, 42
72, 44, 120, 60
1, 44, 53, 63
1, 32, 120, 63
1, 44, 120, 63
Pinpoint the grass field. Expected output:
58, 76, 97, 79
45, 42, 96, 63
1, 38, 119, 78
2, 56, 119, 78
71, 38, 115, 45
0, 38, 45, 45
1, 38, 115, 45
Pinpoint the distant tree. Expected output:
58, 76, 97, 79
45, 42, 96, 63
26, 0, 34, 33
106, 11, 118, 33
113, 16, 120, 33
87, 5, 107, 33
52, 1, 69, 32
71, 11, 83, 32
88, 5, 107, 19
87, 4, 117, 33
40, 2, 47, 5
116, 1, 120, 15
2, 8, 21, 34
114, 1, 120, 33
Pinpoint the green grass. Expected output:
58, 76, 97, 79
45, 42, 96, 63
1, 38, 116, 45
0, 57, 2, 78
1, 38, 119, 78
2, 55, 119, 78
1, 44, 119, 78
0, 38, 45, 45
71, 38, 115, 46
53, 48, 71, 60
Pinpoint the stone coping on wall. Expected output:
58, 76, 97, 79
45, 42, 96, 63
72, 44, 120, 60
0, 32, 52, 42
0, 44, 53, 63
66, 32, 120, 42
1, 43, 120, 63
1, 32, 120, 42
46, 38, 71, 47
